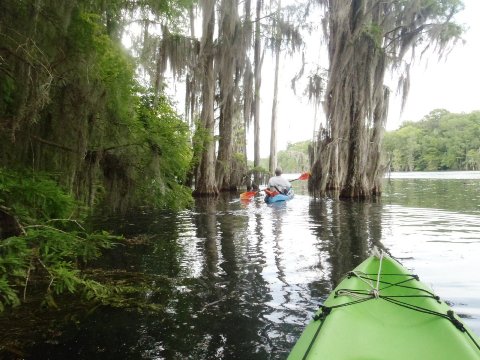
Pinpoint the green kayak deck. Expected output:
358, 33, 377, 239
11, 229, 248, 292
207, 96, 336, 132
288, 252, 480, 359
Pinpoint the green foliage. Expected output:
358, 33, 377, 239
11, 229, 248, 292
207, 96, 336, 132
0, 1, 194, 212
383, 110, 480, 171
65, 9, 137, 134
66, 13, 191, 211
250, 140, 311, 175
0, 169, 76, 223
191, 119, 211, 169
246, 165, 269, 175
0, 168, 120, 312
0, 236, 27, 310
132, 93, 193, 210
146, 0, 195, 24
363, 23, 383, 48
277, 142, 310, 173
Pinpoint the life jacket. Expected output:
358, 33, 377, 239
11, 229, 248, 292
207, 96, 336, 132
264, 189, 280, 197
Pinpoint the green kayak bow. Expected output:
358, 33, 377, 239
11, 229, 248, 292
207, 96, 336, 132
288, 250, 480, 359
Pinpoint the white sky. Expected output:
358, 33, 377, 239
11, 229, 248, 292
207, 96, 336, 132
249, 0, 480, 159
388, 0, 480, 129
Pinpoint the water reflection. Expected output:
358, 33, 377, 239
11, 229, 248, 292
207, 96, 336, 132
384, 177, 480, 215
2, 176, 479, 359
307, 199, 385, 285
380, 204, 480, 334
195, 197, 219, 277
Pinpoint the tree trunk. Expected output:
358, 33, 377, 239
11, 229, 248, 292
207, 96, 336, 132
216, 0, 238, 191
269, 1, 281, 174
309, 1, 462, 200
194, 0, 218, 196
0, 206, 25, 240
309, 1, 388, 199
253, 0, 263, 185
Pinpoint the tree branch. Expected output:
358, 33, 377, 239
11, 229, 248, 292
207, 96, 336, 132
31, 135, 77, 153
30, 135, 143, 154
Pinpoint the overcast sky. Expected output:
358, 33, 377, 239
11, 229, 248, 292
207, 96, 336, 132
388, 0, 480, 129
249, 0, 480, 159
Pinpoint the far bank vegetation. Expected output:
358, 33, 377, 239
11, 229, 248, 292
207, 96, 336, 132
384, 110, 480, 172
269, 109, 480, 174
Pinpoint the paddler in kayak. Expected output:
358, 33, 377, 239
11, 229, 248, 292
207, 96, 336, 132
268, 167, 291, 195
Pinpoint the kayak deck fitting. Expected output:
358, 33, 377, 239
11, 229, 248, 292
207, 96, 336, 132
288, 249, 480, 359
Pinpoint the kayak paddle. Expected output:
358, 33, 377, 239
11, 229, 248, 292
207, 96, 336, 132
290, 171, 310, 182
240, 190, 259, 200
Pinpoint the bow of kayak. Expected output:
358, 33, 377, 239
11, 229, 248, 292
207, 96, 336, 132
288, 251, 480, 359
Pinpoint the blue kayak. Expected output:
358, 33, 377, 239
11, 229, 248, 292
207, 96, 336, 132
264, 189, 294, 203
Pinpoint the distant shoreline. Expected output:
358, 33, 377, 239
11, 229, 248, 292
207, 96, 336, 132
385, 171, 480, 179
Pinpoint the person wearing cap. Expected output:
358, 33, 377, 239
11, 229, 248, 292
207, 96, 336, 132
268, 167, 291, 195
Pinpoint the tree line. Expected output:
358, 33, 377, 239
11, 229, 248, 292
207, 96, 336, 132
384, 110, 480, 172
264, 108, 480, 174
255, 141, 310, 174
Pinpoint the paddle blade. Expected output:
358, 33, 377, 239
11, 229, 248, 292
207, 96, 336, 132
240, 191, 257, 200
297, 172, 311, 181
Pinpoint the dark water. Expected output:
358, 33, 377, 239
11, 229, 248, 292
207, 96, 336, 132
2, 172, 480, 359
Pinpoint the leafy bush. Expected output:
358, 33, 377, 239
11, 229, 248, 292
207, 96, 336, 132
0, 168, 119, 311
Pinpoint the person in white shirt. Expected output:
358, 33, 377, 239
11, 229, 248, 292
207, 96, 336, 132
268, 167, 291, 194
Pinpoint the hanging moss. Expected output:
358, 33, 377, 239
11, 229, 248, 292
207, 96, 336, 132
309, 0, 464, 199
